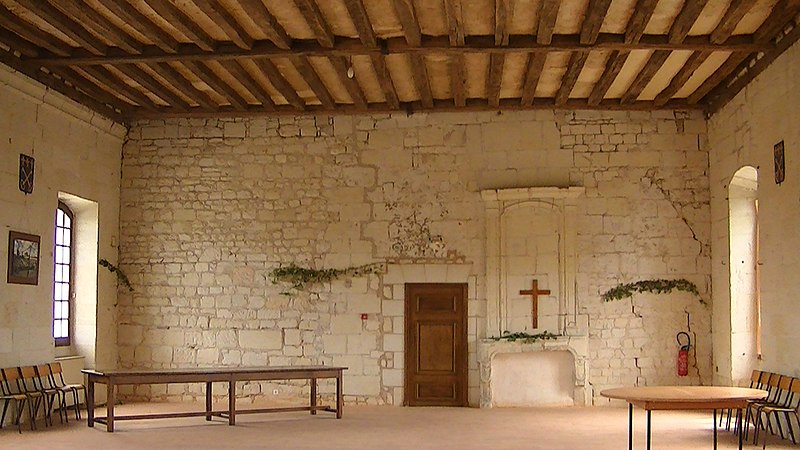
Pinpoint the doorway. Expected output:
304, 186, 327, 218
404, 283, 468, 406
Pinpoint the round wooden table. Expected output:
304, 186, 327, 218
601, 386, 768, 450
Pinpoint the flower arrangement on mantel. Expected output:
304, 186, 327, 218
98, 258, 134, 292
268, 262, 384, 294
489, 330, 561, 343
601, 278, 703, 304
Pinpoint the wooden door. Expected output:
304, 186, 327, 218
404, 283, 468, 406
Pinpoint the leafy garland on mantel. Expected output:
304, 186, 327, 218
98, 258, 134, 292
489, 330, 560, 343
601, 278, 702, 304
269, 262, 383, 293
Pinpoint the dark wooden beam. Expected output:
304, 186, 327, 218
142, 0, 215, 52
182, 60, 250, 110
669, 0, 711, 43
115, 63, 190, 110
289, 56, 335, 109
450, 54, 466, 107
589, 50, 629, 105
343, 0, 377, 47
252, 58, 304, 110
192, 0, 253, 49
50, 0, 143, 54
686, 52, 749, 104
555, 51, 589, 105
620, 50, 670, 104
392, 0, 422, 47
754, 0, 800, 43
94, 0, 179, 53
0, 50, 124, 122
580, 0, 613, 45
0, 28, 40, 57
410, 54, 434, 109
13, 0, 108, 55
149, 62, 217, 110
218, 59, 275, 109
495, 0, 510, 46
329, 56, 367, 108
624, 0, 659, 43
653, 50, 711, 106
239, 0, 291, 50
710, 0, 759, 44
444, 0, 465, 46
293, 0, 334, 48
371, 54, 399, 109
51, 66, 135, 112
0, 5, 71, 56
520, 53, 546, 106
537, 0, 560, 45
486, 53, 505, 107
80, 65, 160, 111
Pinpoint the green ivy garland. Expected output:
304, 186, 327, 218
269, 262, 383, 292
601, 278, 702, 304
98, 258, 134, 292
489, 330, 560, 343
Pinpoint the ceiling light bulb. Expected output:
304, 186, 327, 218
347, 66, 355, 79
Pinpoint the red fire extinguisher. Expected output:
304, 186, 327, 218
676, 332, 691, 377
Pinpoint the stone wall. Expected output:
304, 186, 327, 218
119, 109, 712, 405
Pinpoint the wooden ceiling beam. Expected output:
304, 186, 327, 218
51, 66, 135, 112
754, 0, 800, 43
142, 0, 215, 52
115, 64, 191, 110
669, 0, 711, 44
620, 49, 670, 104
218, 59, 275, 109
589, 50, 628, 105
495, 0, 510, 46
450, 54, 466, 107
94, 0, 179, 53
192, 0, 253, 50
371, 54, 399, 109
445, 0, 465, 46
410, 54, 434, 109
13, 0, 108, 55
289, 56, 335, 109
0, 5, 71, 56
344, 0, 377, 47
149, 62, 217, 110
239, 0, 291, 50
520, 53, 546, 106
80, 65, 160, 111
686, 52, 750, 105
0, 28, 40, 57
580, 0, 613, 45
536, 0, 560, 45
329, 56, 367, 108
710, 0, 759, 44
487, 53, 505, 107
51, 0, 143, 54
252, 58, 304, 110
653, 50, 711, 106
392, 0, 422, 47
182, 60, 250, 110
555, 51, 589, 105
293, 0, 335, 48
624, 0, 659, 44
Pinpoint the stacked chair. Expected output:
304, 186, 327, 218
732, 370, 800, 448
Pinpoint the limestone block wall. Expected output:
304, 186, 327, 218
708, 40, 800, 383
120, 109, 712, 406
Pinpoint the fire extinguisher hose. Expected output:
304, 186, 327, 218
676, 331, 691, 352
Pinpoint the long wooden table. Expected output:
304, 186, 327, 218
601, 386, 767, 450
82, 366, 346, 432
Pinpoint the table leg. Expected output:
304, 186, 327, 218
646, 410, 651, 450
713, 409, 718, 450
205, 382, 212, 421
228, 380, 236, 426
310, 378, 317, 415
336, 371, 343, 419
738, 408, 743, 450
628, 403, 633, 450
86, 377, 95, 427
106, 381, 115, 433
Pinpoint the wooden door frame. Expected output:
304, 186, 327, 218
403, 282, 469, 406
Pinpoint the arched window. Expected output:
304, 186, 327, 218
54, 201, 73, 347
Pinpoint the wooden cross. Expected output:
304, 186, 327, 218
519, 279, 550, 328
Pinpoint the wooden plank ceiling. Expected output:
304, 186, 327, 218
0, 0, 798, 123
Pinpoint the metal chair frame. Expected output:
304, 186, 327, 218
34, 364, 65, 425
0, 368, 29, 433
48, 362, 86, 420
1, 367, 40, 431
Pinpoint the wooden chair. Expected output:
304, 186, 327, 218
34, 364, 65, 425
18, 366, 52, 427
48, 362, 85, 420
746, 374, 793, 443
1, 367, 40, 430
744, 372, 780, 440
0, 368, 29, 433
725, 369, 764, 432
754, 376, 797, 447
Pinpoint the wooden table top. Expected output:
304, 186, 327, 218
601, 386, 767, 403
82, 366, 347, 377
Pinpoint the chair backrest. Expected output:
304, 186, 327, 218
750, 370, 763, 388
34, 364, 55, 389
49, 362, 67, 387
18, 365, 40, 392
1, 367, 24, 394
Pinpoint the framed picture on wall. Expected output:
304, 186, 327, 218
7, 231, 40, 285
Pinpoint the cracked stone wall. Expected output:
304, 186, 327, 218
119, 109, 711, 406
